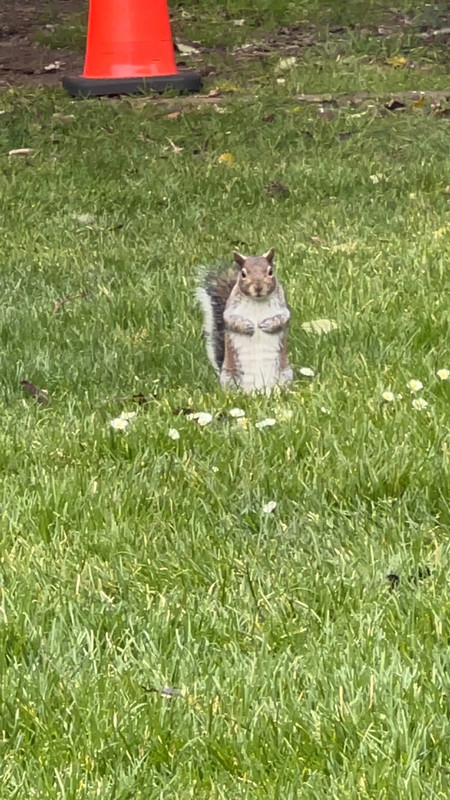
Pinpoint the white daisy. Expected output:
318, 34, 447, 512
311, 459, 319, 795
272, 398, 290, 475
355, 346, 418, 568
255, 418, 276, 429
110, 417, 129, 431
188, 411, 213, 426
412, 398, 429, 410
436, 368, 450, 381
229, 408, 246, 418
168, 428, 180, 440
119, 410, 137, 420
381, 391, 396, 403
407, 379, 423, 392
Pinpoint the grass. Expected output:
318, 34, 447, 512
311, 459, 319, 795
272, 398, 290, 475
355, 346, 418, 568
1, 1, 450, 797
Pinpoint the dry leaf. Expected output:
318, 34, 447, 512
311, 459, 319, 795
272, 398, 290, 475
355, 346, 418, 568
166, 111, 182, 120
218, 152, 235, 165
21, 380, 51, 405
336, 131, 355, 142
385, 99, 407, 112
176, 41, 200, 55
233, 19, 245, 26
43, 61, 63, 72
318, 107, 336, 120
385, 56, 408, 68
301, 318, 338, 335
412, 95, 426, 108
264, 181, 290, 197
276, 57, 297, 72
137, 132, 155, 142
53, 113, 75, 124
8, 148, 34, 156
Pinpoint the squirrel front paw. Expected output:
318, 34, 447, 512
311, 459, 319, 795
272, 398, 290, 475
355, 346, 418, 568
258, 316, 283, 333
229, 318, 255, 335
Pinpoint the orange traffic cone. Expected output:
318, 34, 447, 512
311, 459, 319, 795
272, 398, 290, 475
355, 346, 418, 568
63, 0, 201, 97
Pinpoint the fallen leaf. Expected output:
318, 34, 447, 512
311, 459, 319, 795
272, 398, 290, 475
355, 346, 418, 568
137, 132, 155, 142
336, 131, 355, 141
444, 186, 450, 194
8, 148, 34, 156
264, 181, 290, 197
132, 393, 155, 405
43, 60, 63, 72
233, 18, 245, 26
218, 152, 235, 165
318, 107, 336, 120
73, 213, 95, 225
175, 41, 200, 55
385, 99, 407, 112
262, 113, 276, 123
310, 235, 325, 243
435, 108, 450, 118
214, 82, 240, 93
166, 111, 182, 120
52, 113, 75, 124
21, 380, 51, 405
172, 407, 195, 416
301, 318, 338, 334
385, 56, 408, 68
276, 57, 297, 72
412, 95, 426, 108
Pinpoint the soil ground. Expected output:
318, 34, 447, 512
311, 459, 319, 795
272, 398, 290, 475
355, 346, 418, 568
0, 0, 86, 89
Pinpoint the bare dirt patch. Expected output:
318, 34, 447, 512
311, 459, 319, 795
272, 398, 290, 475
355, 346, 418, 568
0, 0, 86, 89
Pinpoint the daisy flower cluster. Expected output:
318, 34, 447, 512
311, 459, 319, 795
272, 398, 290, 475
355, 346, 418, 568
109, 411, 136, 431
382, 370, 449, 411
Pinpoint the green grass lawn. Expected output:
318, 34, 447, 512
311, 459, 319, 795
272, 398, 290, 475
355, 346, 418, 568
1, 2, 450, 797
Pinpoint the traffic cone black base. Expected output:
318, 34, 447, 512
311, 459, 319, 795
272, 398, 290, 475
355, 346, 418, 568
62, 71, 202, 98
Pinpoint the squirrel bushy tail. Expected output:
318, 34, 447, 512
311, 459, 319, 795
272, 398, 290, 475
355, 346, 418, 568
196, 268, 238, 372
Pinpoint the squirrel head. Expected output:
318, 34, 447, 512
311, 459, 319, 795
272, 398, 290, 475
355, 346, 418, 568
233, 248, 277, 299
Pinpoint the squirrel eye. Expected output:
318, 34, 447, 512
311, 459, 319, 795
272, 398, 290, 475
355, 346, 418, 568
268, 267, 274, 276
241, 268, 247, 278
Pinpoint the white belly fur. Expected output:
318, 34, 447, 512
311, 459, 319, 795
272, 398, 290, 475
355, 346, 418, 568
226, 296, 285, 393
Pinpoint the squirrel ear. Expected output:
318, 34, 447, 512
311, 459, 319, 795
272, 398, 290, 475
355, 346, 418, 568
263, 248, 275, 263
233, 251, 246, 267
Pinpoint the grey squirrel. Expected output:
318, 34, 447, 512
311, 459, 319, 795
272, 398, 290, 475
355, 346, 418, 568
196, 248, 293, 393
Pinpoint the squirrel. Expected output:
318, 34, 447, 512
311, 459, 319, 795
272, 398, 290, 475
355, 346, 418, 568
196, 248, 293, 393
